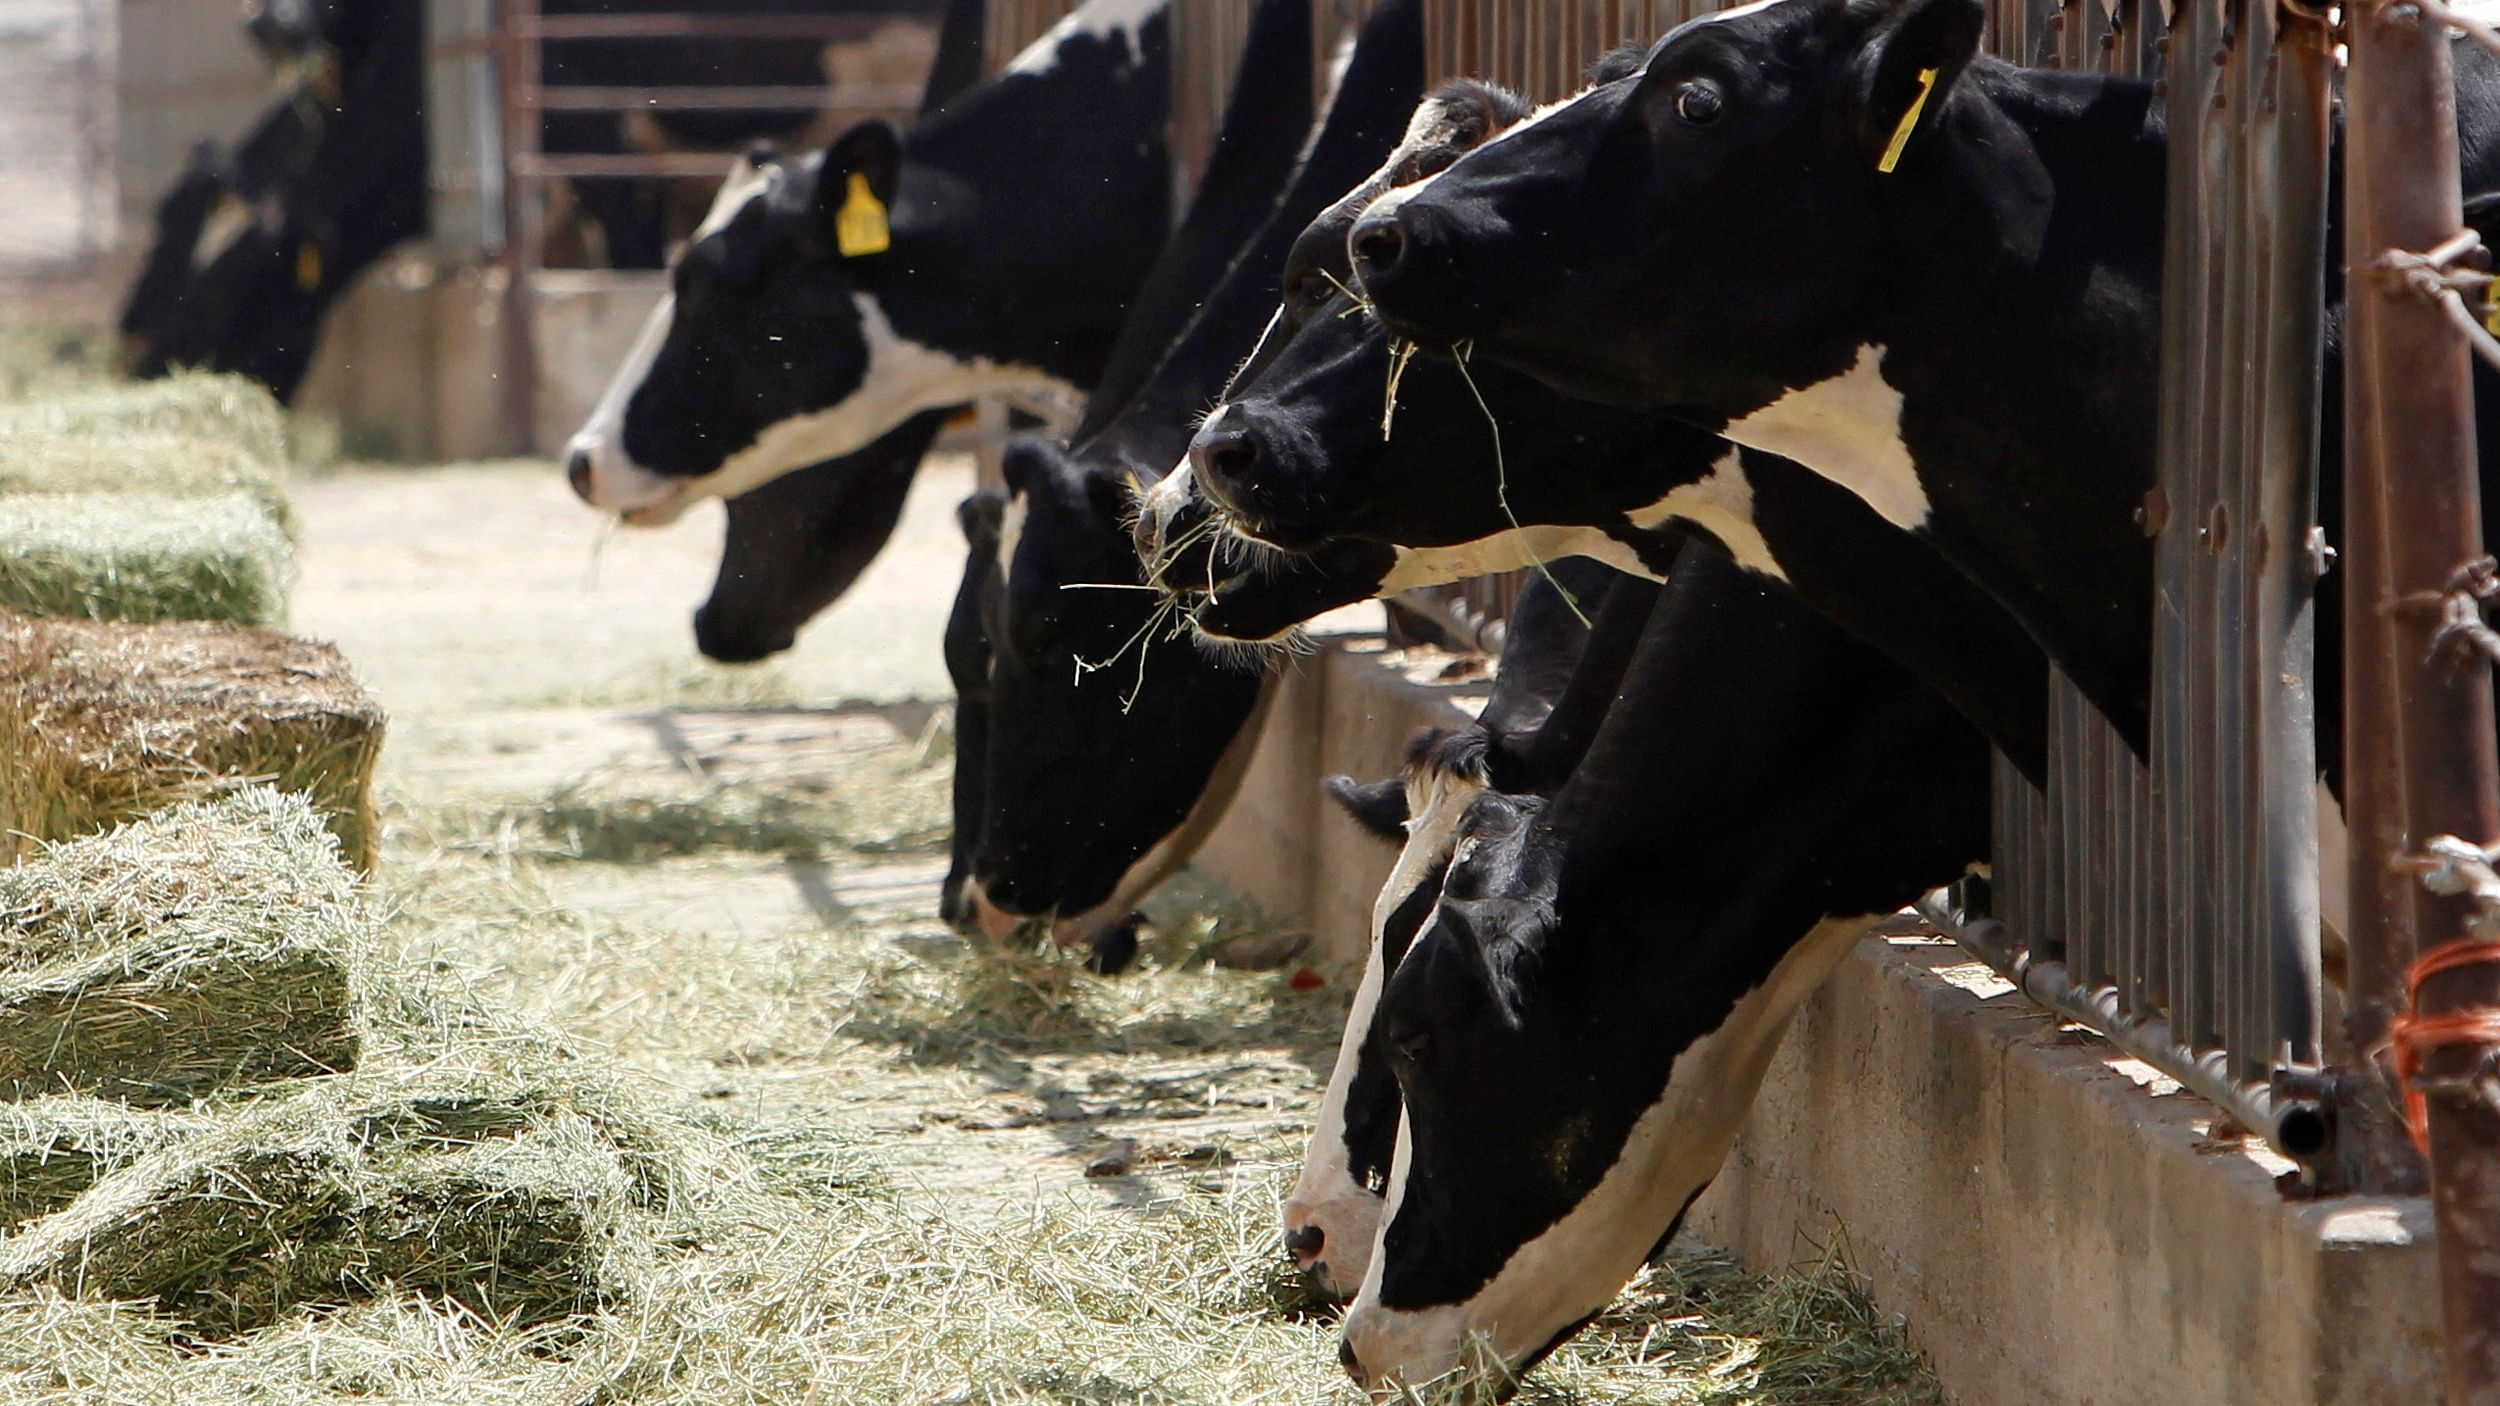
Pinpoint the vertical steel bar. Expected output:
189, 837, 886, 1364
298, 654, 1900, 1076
2333, 0, 2435, 1205
499, 0, 544, 456
2255, 19, 2331, 1083
2345, 0, 2500, 1387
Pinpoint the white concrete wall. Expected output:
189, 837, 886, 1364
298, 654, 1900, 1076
0, 0, 117, 279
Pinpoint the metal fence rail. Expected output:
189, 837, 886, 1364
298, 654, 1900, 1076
1961, 0, 2342, 1176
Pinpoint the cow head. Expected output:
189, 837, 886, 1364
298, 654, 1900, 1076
567, 1, 1176, 522
1335, 553, 1992, 1396
1287, 729, 1502, 1301
694, 411, 949, 664
1350, 0, 2047, 421
122, 165, 332, 404
1134, 76, 1703, 644
948, 437, 1267, 970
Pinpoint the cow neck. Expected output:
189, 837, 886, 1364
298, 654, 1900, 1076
1850, 62, 2167, 745
1073, 0, 1319, 444
880, 10, 1179, 385
1075, 0, 1426, 474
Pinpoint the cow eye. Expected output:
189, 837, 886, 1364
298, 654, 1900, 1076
1292, 271, 1334, 310
1673, 81, 1724, 125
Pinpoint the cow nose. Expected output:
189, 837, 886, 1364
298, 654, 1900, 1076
1339, 1337, 1367, 1387
1189, 426, 1261, 496
565, 448, 597, 504
692, 605, 792, 665
1350, 215, 1407, 287
1283, 1223, 1326, 1265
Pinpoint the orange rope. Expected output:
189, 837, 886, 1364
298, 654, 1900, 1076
2389, 939, 2500, 1156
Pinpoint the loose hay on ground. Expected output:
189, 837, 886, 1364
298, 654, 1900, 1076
0, 492, 290, 627
0, 612, 385, 867
0, 790, 366, 1104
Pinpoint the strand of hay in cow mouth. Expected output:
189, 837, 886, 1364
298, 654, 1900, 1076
0, 612, 384, 868
0, 492, 291, 627
0, 789, 368, 1105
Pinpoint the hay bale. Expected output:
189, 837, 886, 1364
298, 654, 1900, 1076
0, 788, 366, 1105
0, 374, 292, 469
0, 492, 290, 627
0, 613, 384, 868
0, 432, 293, 538
0, 1076, 638, 1340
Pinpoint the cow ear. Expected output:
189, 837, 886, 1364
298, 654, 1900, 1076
1324, 773, 1411, 840
999, 437, 1053, 499
1850, 0, 1985, 174
820, 120, 903, 256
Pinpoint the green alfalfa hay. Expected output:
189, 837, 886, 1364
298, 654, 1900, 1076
0, 789, 366, 1106
0, 612, 385, 868
0, 1084, 640, 1340
0, 433, 292, 540
0, 374, 292, 465
0, 492, 290, 627
0, 1098, 213, 1232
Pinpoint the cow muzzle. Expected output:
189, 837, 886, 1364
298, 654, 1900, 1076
564, 435, 689, 526
1281, 1192, 1382, 1300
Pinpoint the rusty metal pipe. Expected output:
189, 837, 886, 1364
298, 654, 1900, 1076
2343, 0, 2500, 1394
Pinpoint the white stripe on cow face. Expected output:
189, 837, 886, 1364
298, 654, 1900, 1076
995, 489, 1030, 587
1005, 0, 1167, 75
1287, 936, 1389, 1299
191, 193, 258, 271
1628, 447, 1789, 580
1286, 760, 1493, 1298
567, 293, 682, 521
567, 158, 776, 523
1721, 344, 1931, 532
1342, 911, 1886, 1393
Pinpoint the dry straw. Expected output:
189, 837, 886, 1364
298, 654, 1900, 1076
0, 374, 295, 529
0, 788, 368, 1104
0, 491, 292, 627
0, 611, 385, 868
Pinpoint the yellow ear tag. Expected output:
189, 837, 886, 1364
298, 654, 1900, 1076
295, 241, 322, 291
836, 172, 892, 257
1877, 67, 1941, 174
2484, 275, 2500, 336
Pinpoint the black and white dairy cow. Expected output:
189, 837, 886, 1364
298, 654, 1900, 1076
565, 0, 1181, 522
119, 0, 426, 402
1339, 541, 1991, 1393
1347, 0, 2500, 765
1136, 73, 2053, 782
1288, 561, 1659, 1300
946, 0, 1428, 958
